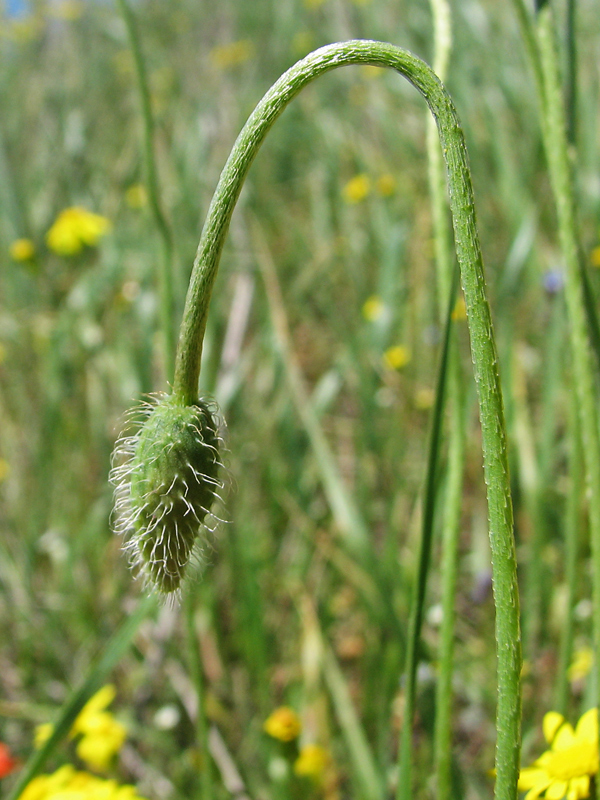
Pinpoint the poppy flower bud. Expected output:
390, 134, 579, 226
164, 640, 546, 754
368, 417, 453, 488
111, 395, 223, 597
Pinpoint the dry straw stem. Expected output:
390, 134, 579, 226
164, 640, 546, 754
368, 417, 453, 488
172, 40, 520, 800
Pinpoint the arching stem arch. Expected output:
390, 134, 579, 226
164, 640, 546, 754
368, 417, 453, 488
173, 40, 521, 800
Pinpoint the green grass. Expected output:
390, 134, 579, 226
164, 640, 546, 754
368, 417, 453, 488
1, 1, 600, 798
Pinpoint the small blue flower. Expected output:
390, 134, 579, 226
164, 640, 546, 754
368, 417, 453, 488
543, 269, 564, 294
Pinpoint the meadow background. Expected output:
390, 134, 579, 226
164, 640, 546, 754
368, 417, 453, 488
1, 0, 600, 798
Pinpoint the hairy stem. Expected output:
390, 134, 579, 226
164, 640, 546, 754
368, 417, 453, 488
172, 40, 520, 799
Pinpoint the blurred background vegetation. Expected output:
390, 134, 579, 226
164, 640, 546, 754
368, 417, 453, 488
1, 0, 599, 797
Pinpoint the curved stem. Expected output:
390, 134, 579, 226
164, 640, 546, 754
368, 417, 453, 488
173, 40, 520, 800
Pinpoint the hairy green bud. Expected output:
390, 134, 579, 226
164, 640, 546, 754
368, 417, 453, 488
111, 394, 223, 598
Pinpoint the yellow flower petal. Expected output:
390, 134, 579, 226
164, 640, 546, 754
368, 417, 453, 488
524, 779, 552, 800
519, 768, 551, 791
574, 708, 598, 742
568, 775, 590, 800
544, 712, 566, 743
546, 779, 569, 799
76, 686, 116, 726
46, 207, 111, 256
553, 723, 577, 751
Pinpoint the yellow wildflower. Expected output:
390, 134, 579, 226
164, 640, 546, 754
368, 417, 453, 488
518, 708, 598, 800
75, 711, 127, 771
590, 246, 600, 269
376, 173, 396, 196
20, 765, 148, 800
209, 40, 254, 69
34, 685, 126, 772
125, 183, 148, 209
342, 174, 371, 204
20, 764, 76, 800
451, 297, 467, 321
294, 743, 330, 779
46, 207, 111, 256
72, 685, 126, 771
74, 685, 117, 731
362, 295, 385, 322
263, 707, 301, 742
568, 648, 594, 683
9, 238, 35, 261
383, 345, 411, 370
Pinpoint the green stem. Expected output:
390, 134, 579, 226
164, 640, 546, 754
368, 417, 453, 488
398, 265, 458, 800
536, 5, 600, 711
7, 596, 156, 800
511, 1, 600, 377
172, 41, 520, 800
555, 382, 583, 714
565, 0, 577, 146
509, 0, 546, 113
434, 341, 465, 799
116, 0, 176, 382
423, 5, 467, 797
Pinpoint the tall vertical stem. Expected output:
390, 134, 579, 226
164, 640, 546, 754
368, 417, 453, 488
536, 5, 600, 710
117, 0, 177, 382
